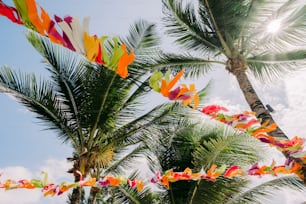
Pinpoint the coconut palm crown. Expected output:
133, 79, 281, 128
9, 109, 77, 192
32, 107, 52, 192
158, 0, 306, 138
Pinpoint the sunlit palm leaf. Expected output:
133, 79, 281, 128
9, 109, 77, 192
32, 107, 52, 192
244, 0, 306, 54
226, 176, 306, 204
198, 0, 249, 47
162, 0, 221, 54
247, 50, 306, 81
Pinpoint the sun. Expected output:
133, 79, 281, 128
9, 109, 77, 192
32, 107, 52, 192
267, 19, 281, 33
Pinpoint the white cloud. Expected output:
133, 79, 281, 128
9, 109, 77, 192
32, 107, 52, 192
39, 158, 71, 182
0, 166, 41, 204
0, 159, 73, 204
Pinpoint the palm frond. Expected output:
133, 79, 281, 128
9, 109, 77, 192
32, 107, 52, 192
114, 76, 151, 127
247, 50, 306, 81
187, 177, 248, 204
162, 0, 222, 55
198, 0, 249, 52
27, 32, 89, 143
121, 20, 160, 77
243, 0, 306, 53
101, 171, 159, 204
192, 127, 263, 170
240, 0, 290, 38
112, 102, 181, 146
0, 66, 76, 144
121, 19, 159, 51
226, 176, 306, 204
146, 52, 218, 79
81, 67, 130, 135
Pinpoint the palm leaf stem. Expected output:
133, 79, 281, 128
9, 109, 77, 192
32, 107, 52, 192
113, 104, 172, 141
113, 118, 158, 145
113, 76, 150, 117
104, 142, 145, 174
54, 68, 85, 149
169, 183, 175, 204
88, 73, 117, 148
188, 180, 201, 204
148, 60, 225, 69
203, 0, 231, 57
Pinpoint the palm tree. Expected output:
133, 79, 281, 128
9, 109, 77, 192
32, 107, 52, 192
0, 20, 177, 204
149, 108, 305, 204
147, 0, 306, 183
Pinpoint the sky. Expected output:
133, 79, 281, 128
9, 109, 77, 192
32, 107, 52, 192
0, 0, 306, 203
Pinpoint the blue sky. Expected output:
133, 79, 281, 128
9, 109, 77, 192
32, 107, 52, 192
0, 0, 305, 203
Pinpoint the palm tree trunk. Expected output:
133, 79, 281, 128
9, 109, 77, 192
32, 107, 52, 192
70, 187, 82, 204
88, 186, 99, 204
233, 69, 306, 185
69, 165, 83, 204
233, 69, 288, 140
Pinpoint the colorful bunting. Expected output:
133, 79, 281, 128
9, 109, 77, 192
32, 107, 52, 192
200, 105, 305, 159
0, 0, 22, 24
149, 70, 199, 109
1, 158, 303, 196
0, 0, 135, 78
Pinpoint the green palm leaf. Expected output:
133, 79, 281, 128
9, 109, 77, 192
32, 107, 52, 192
198, 0, 249, 50
226, 176, 306, 204
0, 66, 77, 144
192, 127, 263, 170
162, 0, 221, 55
27, 32, 88, 144
120, 20, 160, 77
99, 171, 159, 204
146, 52, 215, 78
247, 50, 306, 81
104, 144, 148, 175
151, 121, 260, 204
